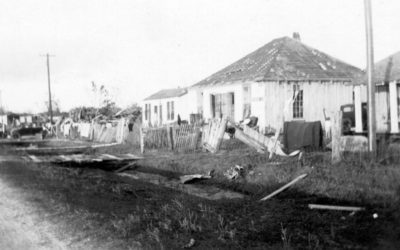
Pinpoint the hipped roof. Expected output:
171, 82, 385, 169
360, 51, 400, 85
192, 36, 362, 87
144, 88, 187, 101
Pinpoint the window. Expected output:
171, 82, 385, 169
293, 85, 303, 118
167, 101, 175, 120
145, 104, 151, 121
159, 104, 163, 122
243, 86, 251, 118
154, 105, 158, 115
171, 101, 174, 120
211, 93, 235, 119
167, 102, 170, 120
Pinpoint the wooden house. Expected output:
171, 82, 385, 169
354, 51, 400, 134
188, 34, 362, 133
141, 88, 190, 126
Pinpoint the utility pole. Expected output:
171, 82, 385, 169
0, 90, 3, 113
41, 53, 55, 124
364, 0, 376, 154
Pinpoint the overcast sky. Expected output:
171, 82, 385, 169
0, 0, 399, 113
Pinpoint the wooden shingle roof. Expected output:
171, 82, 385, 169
371, 51, 400, 84
144, 88, 187, 101
192, 36, 362, 87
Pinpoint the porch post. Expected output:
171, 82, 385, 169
354, 85, 363, 133
389, 80, 399, 133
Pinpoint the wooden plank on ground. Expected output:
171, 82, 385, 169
308, 204, 365, 211
114, 162, 137, 173
28, 155, 42, 163
260, 174, 308, 201
101, 154, 122, 160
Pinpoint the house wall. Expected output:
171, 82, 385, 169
357, 84, 391, 133
141, 95, 192, 127
196, 80, 354, 133
200, 83, 244, 122
262, 80, 354, 132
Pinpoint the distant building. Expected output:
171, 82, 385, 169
187, 34, 362, 133
354, 51, 400, 133
141, 88, 190, 126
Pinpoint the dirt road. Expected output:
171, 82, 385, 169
0, 176, 67, 250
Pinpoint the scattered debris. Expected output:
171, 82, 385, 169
180, 173, 212, 184
308, 204, 365, 212
269, 91, 299, 159
183, 238, 195, 249
238, 124, 300, 157
114, 162, 137, 173
20, 153, 142, 164
120, 171, 245, 200
233, 126, 265, 153
16, 142, 121, 154
224, 165, 244, 180
260, 173, 308, 201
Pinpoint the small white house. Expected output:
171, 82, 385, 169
142, 88, 194, 126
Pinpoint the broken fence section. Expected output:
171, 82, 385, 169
141, 123, 202, 153
60, 118, 129, 144
202, 117, 228, 153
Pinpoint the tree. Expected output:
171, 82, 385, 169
44, 95, 61, 116
91, 82, 121, 119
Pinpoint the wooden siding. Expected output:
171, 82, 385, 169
263, 81, 353, 131
375, 85, 389, 132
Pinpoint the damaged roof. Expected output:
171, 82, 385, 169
363, 51, 400, 84
144, 88, 187, 101
192, 36, 362, 87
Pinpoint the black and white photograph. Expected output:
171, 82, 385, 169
0, 0, 399, 249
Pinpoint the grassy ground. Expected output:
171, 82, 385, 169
0, 139, 400, 248
132, 139, 400, 206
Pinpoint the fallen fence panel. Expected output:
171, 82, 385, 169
202, 117, 228, 153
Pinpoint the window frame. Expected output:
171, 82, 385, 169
293, 84, 304, 119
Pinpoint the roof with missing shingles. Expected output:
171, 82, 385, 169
192, 36, 362, 87
367, 51, 400, 84
144, 88, 187, 101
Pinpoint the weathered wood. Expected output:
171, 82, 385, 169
331, 111, 343, 163
269, 91, 299, 159
202, 117, 228, 153
114, 162, 137, 173
215, 117, 228, 151
340, 135, 368, 152
389, 80, 399, 133
242, 124, 300, 156
260, 174, 307, 201
354, 85, 363, 133
140, 127, 145, 154
234, 127, 265, 153
308, 204, 365, 211
167, 126, 174, 150
180, 174, 212, 184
